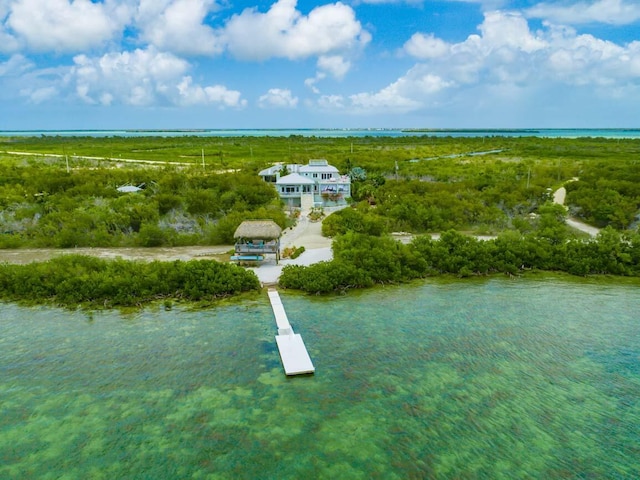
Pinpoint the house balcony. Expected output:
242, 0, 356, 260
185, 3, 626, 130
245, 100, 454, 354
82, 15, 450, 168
278, 191, 302, 198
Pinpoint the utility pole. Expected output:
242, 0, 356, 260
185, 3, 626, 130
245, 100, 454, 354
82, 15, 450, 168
63, 145, 70, 173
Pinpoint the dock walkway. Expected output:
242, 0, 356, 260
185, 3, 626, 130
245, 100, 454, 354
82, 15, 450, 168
267, 290, 315, 376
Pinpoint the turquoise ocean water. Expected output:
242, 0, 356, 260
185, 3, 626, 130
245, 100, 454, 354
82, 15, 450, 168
1, 128, 640, 138
2, 276, 639, 479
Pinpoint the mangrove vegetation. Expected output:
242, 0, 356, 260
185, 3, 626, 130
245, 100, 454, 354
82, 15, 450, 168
0, 255, 260, 308
1, 133, 640, 302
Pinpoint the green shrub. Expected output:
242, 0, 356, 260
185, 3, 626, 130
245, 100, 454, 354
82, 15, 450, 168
322, 207, 386, 237
0, 255, 261, 308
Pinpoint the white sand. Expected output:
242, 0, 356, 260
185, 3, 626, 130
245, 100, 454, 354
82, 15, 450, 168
553, 187, 567, 206
247, 247, 333, 285
248, 208, 341, 285
566, 218, 600, 237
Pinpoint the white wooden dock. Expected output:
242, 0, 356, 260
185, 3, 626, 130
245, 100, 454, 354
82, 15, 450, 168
267, 289, 315, 376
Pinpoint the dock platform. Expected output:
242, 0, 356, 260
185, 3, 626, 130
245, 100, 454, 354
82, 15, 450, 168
267, 289, 315, 376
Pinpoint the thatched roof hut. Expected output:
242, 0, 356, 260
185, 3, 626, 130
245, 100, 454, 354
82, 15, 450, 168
233, 220, 282, 240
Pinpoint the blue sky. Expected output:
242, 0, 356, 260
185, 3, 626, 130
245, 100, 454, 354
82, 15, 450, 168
1, 0, 640, 129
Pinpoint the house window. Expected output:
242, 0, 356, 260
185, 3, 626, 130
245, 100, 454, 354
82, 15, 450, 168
313, 173, 318, 178
322, 173, 332, 180
284, 186, 297, 193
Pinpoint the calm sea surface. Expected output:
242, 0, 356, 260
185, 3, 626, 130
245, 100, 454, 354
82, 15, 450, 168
1, 276, 639, 479
2, 128, 640, 138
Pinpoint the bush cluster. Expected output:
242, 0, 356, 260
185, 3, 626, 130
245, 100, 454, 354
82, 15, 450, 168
0, 255, 260, 308
289, 246, 305, 259
0, 161, 284, 248
322, 206, 387, 237
280, 223, 640, 294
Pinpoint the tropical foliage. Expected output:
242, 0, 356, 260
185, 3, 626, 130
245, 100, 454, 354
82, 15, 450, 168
280, 206, 640, 294
0, 255, 260, 308
2, 134, 640, 302
0, 159, 285, 248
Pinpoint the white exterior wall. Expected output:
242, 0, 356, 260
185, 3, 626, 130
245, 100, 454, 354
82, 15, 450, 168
266, 159, 350, 207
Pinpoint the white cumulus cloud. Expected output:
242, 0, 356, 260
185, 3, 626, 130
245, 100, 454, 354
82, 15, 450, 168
6, 0, 131, 52
327, 9, 640, 116
23, 85, 57, 103
358, 0, 507, 7
357, 0, 421, 3
177, 76, 246, 107
258, 88, 298, 108
135, 0, 223, 56
317, 94, 345, 109
400, 11, 548, 90
348, 74, 426, 113
222, 0, 370, 61
478, 10, 547, 53
71, 48, 189, 105
0, 1, 19, 53
403, 33, 450, 59
305, 55, 351, 93
317, 55, 351, 80
0, 53, 31, 76
68, 47, 243, 107
3, 59, 68, 103
526, 0, 640, 25
544, 25, 628, 86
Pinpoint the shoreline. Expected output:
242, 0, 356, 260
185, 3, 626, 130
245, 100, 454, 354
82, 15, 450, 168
0, 198, 603, 287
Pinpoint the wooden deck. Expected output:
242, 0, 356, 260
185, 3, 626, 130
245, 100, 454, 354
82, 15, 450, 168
267, 289, 315, 376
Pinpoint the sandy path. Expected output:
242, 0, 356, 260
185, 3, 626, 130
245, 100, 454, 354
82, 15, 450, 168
248, 208, 341, 285
0, 245, 233, 265
553, 185, 600, 237
280, 216, 331, 250
553, 187, 567, 206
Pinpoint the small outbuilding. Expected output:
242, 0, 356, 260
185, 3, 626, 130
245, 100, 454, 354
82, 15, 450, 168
232, 220, 282, 264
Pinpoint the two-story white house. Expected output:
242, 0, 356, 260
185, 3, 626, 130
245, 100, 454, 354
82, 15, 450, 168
259, 159, 351, 209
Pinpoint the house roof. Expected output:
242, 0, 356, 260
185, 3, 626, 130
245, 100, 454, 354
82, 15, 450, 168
234, 220, 282, 239
299, 164, 339, 173
308, 159, 329, 166
276, 173, 315, 185
258, 166, 278, 176
117, 185, 143, 193
258, 164, 299, 176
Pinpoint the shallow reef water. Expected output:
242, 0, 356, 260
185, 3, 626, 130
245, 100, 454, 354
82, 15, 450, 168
1, 276, 639, 479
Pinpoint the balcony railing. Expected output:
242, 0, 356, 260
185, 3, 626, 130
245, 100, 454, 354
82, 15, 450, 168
235, 242, 279, 254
